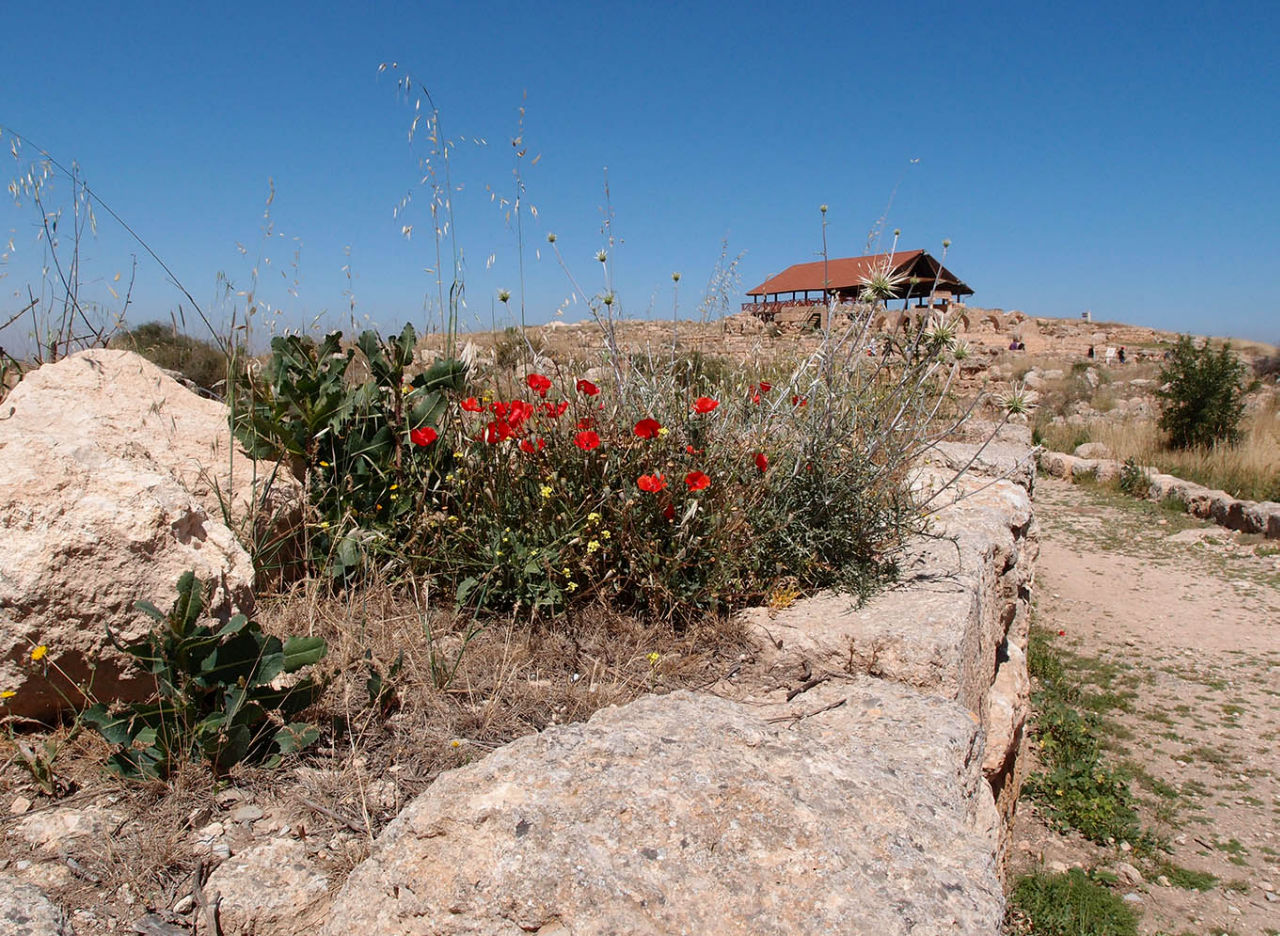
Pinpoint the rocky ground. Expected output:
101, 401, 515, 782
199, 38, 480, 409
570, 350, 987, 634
1010, 477, 1280, 935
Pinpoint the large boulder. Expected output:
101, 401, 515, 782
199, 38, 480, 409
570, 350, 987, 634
0, 350, 302, 719
324, 689, 1004, 935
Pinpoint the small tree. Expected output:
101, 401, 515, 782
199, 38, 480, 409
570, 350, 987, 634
1156, 335, 1254, 449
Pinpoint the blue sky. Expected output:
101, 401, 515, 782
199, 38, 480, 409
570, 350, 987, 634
1, 0, 1277, 350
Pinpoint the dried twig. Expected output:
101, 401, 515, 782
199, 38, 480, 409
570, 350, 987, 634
192, 860, 220, 936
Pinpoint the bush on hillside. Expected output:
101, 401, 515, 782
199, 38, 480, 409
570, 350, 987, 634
1156, 335, 1254, 449
110, 322, 229, 393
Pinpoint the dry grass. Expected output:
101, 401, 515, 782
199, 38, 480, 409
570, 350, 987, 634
1089, 398, 1280, 501
0, 580, 747, 924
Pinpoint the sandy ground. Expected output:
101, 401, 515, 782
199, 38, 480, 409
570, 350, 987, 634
1010, 477, 1280, 935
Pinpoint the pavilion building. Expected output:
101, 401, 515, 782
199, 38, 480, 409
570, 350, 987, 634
744, 250, 973, 327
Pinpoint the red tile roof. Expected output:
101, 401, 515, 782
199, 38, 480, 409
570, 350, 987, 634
747, 250, 971, 297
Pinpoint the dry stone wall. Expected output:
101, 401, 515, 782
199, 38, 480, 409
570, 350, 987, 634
1039, 451, 1280, 538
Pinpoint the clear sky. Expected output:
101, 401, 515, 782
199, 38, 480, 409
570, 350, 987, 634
1, 0, 1277, 350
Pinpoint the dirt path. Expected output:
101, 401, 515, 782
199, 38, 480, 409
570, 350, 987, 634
1010, 477, 1280, 934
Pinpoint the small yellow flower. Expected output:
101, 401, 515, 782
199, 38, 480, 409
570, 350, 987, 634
319, 520, 330, 529
453, 450, 464, 459
657, 426, 669, 437
566, 581, 578, 592
450, 739, 462, 748
30, 645, 48, 663
647, 652, 660, 666
449, 515, 460, 523
562, 567, 572, 576
540, 485, 553, 500
390, 494, 399, 501
600, 530, 611, 540
1, 690, 15, 699
587, 512, 601, 523
375, 504, 383, 511
319, 460, 330, 467
390, 484, 398, 491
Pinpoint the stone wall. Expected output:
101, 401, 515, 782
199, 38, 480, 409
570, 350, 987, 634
1039, 451, 1280, 539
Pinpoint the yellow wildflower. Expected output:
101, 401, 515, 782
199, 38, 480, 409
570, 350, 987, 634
600, 530, 611, 540
587, 512, 602, 523
586, 540, 601, 554
319, 460, 330, 467
657, 426, 669, 437
647, 652, 660, 665
540, 485, 553, 500
30, 645, 48, 663
1, 690, 15, 699
566, 581, 578, 592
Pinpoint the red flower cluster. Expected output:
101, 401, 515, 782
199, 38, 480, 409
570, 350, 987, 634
574, 430, 601, 451
751, 381, 772, 404
540, 400, 569, 418
692, 396, 719, 414
519, 438, 546, 454
637, 473, 666, 492
460, 397, 484, 413
633, 418, 662, 439
792, 395, 808, 407
576, 378, 600, 396
526, 373, 552, 398
410, 426, 438, 447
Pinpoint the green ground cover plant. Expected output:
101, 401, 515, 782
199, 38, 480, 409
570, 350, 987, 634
82, 572, 328, 779
1008, 870, 1138, 936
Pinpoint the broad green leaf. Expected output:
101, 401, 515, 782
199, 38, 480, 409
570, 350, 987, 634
282, 636, 327, 672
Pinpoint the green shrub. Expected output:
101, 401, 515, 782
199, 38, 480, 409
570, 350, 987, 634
1009, 870, 1138, 936
1117, 458, 1149, 497
1156, 335, 1255, 449
83, 572, 327, 779
111, 321, 230, 393
235, 319, 974, 624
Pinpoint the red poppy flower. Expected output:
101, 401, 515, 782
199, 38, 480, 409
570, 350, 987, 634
685, 444, 703, 455
663, 503, 676, 520
410, 426, 438, 447
692, 396, 719, 414
526, 373, 552, 398
519, 437, 546, 454
685, 470, 710, 491
754, 452, 769, 473
1057, 630, 1066, 637
460, 397, 484, 413
540, 400, 569, 418
792, 395, 808, 407
507, 400, 535, 429
485, 420, 514, 444
633, 418, 662, 439
574, 430, 601, 451
576, 378, 600, 396
758, 381, 772, 393
490, 400, 508, 418
637, 473, 667, 493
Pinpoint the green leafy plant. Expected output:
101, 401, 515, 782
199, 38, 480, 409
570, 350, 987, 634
83, 572, 328, 779
1009, 870, 1138, 936
1117, 457, 1150, 497
1156, 335, 1256, 449
233, 324, 466, 578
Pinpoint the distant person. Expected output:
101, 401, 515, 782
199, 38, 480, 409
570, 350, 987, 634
1104, 346, 1116, 366
1009, 339, 1019, 351
1087, 345, 1095, 360
1118, 346, 1126, 364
